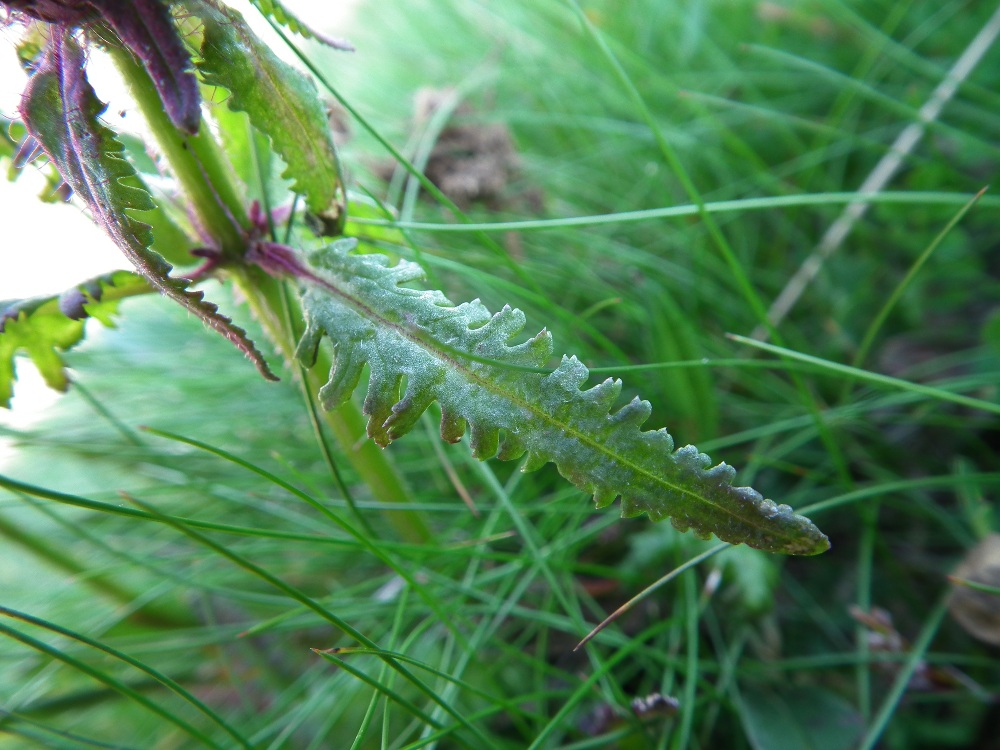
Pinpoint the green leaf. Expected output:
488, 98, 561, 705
194, 0, 343, 214
738, 685, 863, 750
720, 545, 781, 613
0, 271, 150, 407
18, 32, 277, 381
269, 240, 829, 555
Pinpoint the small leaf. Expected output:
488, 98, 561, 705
625, 526, 779, 613
738, 684, 863, 750
18, 32, 277, 381
259, 240, 829, 555
193, 0, 343, 215
0, 271, 150, 407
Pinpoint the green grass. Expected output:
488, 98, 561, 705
2, 0, 1000, 747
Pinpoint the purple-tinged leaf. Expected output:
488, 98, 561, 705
2, 0, 201, 134
2, 115, 31, 174
0, 0, 94, 24
18, 33, 277, 381
11, 134, 42, 170
1, 114, 68, 199
91, 0, 201, 134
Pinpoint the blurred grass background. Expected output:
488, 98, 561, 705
2, 0, 1000, 747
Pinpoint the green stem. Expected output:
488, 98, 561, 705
105, 40, 248, 258
231, 266, 431, 544
108, 36, 430, 543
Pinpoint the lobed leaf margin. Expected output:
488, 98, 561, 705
255, 239, 830, 556
192, 0, 344, 216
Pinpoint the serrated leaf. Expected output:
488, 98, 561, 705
18, 32, 277, 382
114, 134, 198, 265
194, 0, 343, 214
247, 0, 355, 51
264, 240, 829, 555
0, 271, 150, 407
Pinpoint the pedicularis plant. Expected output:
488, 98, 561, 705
0, 1, 828, 554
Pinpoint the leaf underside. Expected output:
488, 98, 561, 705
290, 240, 830, 556
17, 32, 276, 382
194, 0, 343, 214
0, 271, 150, 407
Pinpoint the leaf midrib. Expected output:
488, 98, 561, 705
305, 260, 807, 547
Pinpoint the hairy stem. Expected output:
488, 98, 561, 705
105, 38, 249, 259
230, 265, 431, 544
108, 34, 430, 543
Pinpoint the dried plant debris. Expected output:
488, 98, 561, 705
850, 605, 986, 693
948, 534, 1000, 646
379, 87, 526, 210
580, 692, 680, 736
